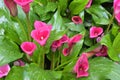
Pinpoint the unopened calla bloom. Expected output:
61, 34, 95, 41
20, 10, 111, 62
90, 26, 103, 38
0, 64, 10, 78
86, 0, 92, 8
62, 48, 71, 56
62, 34, 82, 56
21, 42, 37, 56
14, 60, 25, 66
51, 35, 69, 52
4, 0, 18, 16
114, 0, 120, 24
59, 35, 69, 44
14, 0, 33, 13
96, 33, 104, 42
95, 45, 108, 57
74, 53, 89, 78
34, 20, 52, 30
31, 28, 50, 46
51, 40, 62, 52
69, 34, 82, 47
72, 16, 82, 24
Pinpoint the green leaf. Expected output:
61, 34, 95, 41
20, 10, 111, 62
6, 63, 62, 80
0, 5, 28, 42
63, 58, 77, 72
45, 2, 57, 13
79, 11, 84, 21
34, 0, 47, 6
48, 9, 63, 31
84, 31, 93, 46
111, 24, 119, 37
80, 57, 120, 80
61, 72, 76, 80
32, 1, 57, 21
29, 10, 40, 27
32, 3, 45, 16
100, 34, 120, 61
0, 28, 5, 36
12, 18, 28, 42
69, 0, 89, 15
111, 32, 120, 61
86, 5, 111, 25
112, 32, 120, 52
65, 22, 85, 32
1, 23, 21, 44
0, 36, 23, 66
100, 34, 112, 47
58, 0, 68, 15
107, 47, 120, 61
94, 0, 112, 4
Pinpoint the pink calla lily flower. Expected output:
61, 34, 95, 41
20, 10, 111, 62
114, 0, 120, 24
90, 26, 103, 38
0, 64, 10, 78
34, 20, 52, 30
32, 21, 52, 46
21, 42, 37, 56
14, 0, 33, 13
31, 28, 50, 46
74, 53, 89, 78
72, 16, 82, 24
4, 0, 18, 16
69, 34, 82, 43
51, 40, 62, 52
59, 35, 69, 44
86, 0, 92, 8
69, 34, 82, 47
95, 45, 108, 57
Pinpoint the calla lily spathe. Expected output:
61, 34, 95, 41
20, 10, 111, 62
31, 28, 50, 46
14, 0, 33, 13
86, 0, 92, 8
21, 42, 36, 56
34, 20, 52, 30
0, 64, 10, 78
62, 34, 82, 56
4, 0, 18, 16
90, 26, 103, 38
31, 21, 52, 46
72, 16, 82, 24
114, 0, 120, 24
74, 53, 89, 78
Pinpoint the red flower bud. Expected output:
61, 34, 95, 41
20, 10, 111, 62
4, 0, 18, 17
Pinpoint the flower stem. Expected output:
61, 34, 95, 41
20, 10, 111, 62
54, 58, 77, 70
106, 14, 114, 33
38, 46, 45, 69
26, 13, 31, 41
86, 51, 96, 58
50, 53, 55, 70
26, 54, 32, 62
56, 51, 60, 67
42, 54, 45, 69
38, 53, 45, 69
